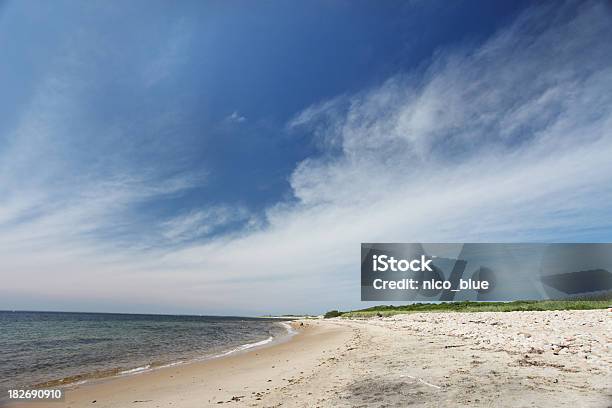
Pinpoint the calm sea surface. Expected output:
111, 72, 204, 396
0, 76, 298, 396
0, 311, 292, 395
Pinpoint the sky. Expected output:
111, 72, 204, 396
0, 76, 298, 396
1, 0, 611, 316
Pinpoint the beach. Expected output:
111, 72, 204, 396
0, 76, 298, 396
6, 310, 611, 408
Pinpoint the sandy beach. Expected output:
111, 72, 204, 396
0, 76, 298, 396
6, 310, 611, 408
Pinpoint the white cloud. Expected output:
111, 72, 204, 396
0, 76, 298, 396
158, 1, 612, 313
161, 206, 250, 243
227, 111, 247, 123
143, 18, 193, 87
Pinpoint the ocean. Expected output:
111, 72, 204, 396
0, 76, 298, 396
0, 311, 293, 395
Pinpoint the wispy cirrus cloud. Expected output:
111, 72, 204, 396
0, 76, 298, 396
161, 206, 251, 243
1, 1, 611, 315
0, 3, 205, 311
153, 1, 612, 313
143, 18, 193, 88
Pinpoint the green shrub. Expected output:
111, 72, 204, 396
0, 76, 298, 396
324, 310, 343, 318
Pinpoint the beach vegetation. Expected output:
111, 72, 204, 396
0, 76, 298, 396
323, 310, 343, 318
330, 299, 610, 318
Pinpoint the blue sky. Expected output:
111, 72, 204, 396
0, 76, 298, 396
1, 0, 611, 315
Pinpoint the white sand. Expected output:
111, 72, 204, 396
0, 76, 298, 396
8, 310, 611, 408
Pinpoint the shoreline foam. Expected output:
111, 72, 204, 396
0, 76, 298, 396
26, 321, 296, 394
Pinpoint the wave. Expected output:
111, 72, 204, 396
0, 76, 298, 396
31, 320, 298, 390
119, 365, 151, 375
216, 336, 275, 358
278, 321, 297, 336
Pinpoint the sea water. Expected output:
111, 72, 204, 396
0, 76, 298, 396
0, 311, 293, 395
